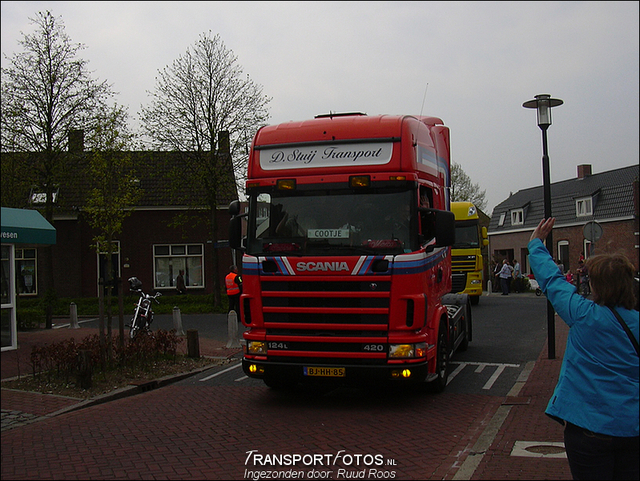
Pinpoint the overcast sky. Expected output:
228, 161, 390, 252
2, 1, 638, 213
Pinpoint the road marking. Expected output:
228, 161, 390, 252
53, 318, 99, 329
483, 364, 507, 390
451, 361, 535, 480
448, 361, 520, 388
447, 363, 467, 385
199, 362, 242, 382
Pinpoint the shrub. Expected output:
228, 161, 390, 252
28, 329, 185, 382
17, 308, 44, 330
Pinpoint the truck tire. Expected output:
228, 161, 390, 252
428, 320, 450, 393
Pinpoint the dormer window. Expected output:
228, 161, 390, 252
498, 212, 506, 227
576, 197, 593, 217
511, 208, 524, 226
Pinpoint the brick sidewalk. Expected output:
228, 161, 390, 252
469, 316, 571, 480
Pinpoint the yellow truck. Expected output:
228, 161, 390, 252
450, 202, 488, 305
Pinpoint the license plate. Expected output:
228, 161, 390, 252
304, 366, 345, 377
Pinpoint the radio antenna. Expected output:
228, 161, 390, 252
419, 82, 429, 117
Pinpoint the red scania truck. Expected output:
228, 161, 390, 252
229, 113, 471, 391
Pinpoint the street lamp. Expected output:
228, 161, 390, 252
523, 94, 563, 360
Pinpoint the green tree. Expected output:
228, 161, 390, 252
451, 161, 487, 212
84, 104, 141, 362
140, 31, 271, 306
1, 10, 114, 328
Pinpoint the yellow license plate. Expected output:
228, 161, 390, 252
304, 367, 345, 377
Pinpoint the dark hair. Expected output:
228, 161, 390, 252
586, 254, 637, 310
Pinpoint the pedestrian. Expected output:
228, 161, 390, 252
225, 265, 242, 315
565, 269, 574, 285
498, 259, 513, 295
576, 259, 590, 297
176, 269, 187, 295
512, 258, 522, 293
493, 261, 502, 292
529, 218, 639, 481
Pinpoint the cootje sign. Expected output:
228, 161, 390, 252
260, 142, 393, 170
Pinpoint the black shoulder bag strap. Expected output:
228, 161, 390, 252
608, 307, 640, 357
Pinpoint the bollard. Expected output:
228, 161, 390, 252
69, 302, 80, 329
486, 280, 492, 296
226, 310, 241, 348
187, 329, 200, 358
77, 349, 92, 389
172, 306, 185, 336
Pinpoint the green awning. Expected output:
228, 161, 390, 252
1, 207, 56, 245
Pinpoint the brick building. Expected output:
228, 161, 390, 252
488, 164, 639, 277
1, 131, 238, 299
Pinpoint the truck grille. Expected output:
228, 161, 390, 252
260, 277, 390, 364
452, 255, 476, 272
452, 273, 467, 293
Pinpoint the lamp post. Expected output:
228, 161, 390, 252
523, 94, 563, 360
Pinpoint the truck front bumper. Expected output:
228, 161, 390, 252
242, 358, 431, 385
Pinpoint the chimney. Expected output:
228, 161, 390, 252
577, 164, 592, 179
68, 130, 84, 153
218, 131, 230, 154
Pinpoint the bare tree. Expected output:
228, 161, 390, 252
140, 31, 271, 306
1, 10, 115, 327
451, 161, 487, 212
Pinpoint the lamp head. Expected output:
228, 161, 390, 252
523, 94, 563, 128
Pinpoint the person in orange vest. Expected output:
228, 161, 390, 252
225, 265, 242, 314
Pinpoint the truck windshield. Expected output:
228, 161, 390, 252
246, 189, 415, 256
453, 222, 479, 248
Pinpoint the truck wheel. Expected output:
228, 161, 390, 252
428, 321, 450, 393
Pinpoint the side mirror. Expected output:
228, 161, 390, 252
435, 210, 455, 247
482, 226, 489, 246
229, 200, 241, 217
229, 215, 243, 250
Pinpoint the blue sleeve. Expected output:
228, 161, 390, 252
527, 238, 591, 327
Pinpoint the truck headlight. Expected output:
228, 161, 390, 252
247, 341, 267, 354
389, 342, 426, 359
470, 279, 482, 284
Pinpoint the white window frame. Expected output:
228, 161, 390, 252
557, 240, 569, 270
1, 245, 17, 351
153, 243, 204, 290
511, 209, 524, 226
15, 247, 38, 296
576, 197, 593, 217
498, 212, 506, 227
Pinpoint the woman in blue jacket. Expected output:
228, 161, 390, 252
529, 218, 639, 480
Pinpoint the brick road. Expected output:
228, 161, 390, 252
1, 317, 572, 480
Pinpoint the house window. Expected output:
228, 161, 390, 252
498, 212, 506, 227
15, 248, 37, 296
511, 209, 524, 226
97, 242, 120, 295
576, 197, 593, 217
154, 244, 204, 290
557, 241, 570, 272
